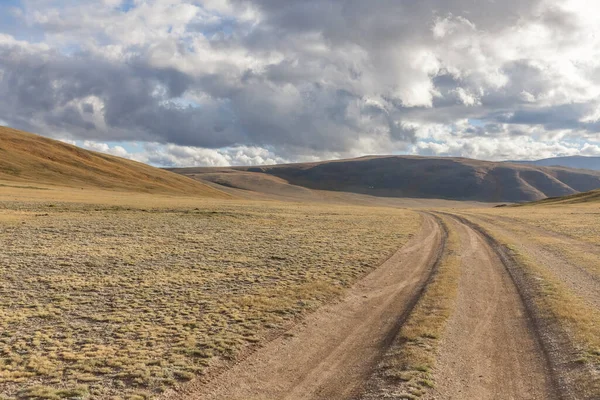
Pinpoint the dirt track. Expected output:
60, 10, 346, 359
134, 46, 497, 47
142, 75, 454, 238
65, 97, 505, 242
162, 214, 445, 400
428, 215, 556, 399
164, 212, 563, 400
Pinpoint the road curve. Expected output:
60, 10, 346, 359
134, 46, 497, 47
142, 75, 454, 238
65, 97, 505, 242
461, 212, 600, 310
162, 213, 445, 400
428, 214, 557, 400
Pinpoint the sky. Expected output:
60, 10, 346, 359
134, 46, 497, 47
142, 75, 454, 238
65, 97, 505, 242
1, 0, 600, 167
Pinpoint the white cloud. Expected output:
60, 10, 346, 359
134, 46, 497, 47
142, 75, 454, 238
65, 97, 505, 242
580, 143, 600, 156
520, 91, 536, 102
81, 141, 129, 157
138, 143, 288, 167
454, 87, 481, 106
75, 140, 288, 167
57, 138, 77, 145
414, 136, 583, 161
432, 14, 476, 39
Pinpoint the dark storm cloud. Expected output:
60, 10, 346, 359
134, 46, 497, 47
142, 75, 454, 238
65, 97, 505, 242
499, 103, 594, 131
0, 40, 396, 151
0, 44, 244, 146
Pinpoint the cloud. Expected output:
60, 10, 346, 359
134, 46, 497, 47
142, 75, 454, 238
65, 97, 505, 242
75, 140, 287, 167
81, 140, 129, 157
0, 0, 600, 164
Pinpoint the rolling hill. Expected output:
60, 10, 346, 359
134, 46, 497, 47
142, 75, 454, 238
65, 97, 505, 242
170, 156, 600, 202
509, 155, 600, 171
0, 126, 228, 197
526, 188, 600, 205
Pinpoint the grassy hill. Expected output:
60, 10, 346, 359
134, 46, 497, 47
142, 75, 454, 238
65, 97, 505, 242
0, 126, 228, 197
525, 188, 600, 205
171, 156, 600, 202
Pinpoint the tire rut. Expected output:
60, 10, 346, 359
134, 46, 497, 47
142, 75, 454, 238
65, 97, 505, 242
162, 213, 446, 400
429, 213, 559, 400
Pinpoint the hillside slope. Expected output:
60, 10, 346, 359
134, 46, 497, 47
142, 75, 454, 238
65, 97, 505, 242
171, 156, 600, 202
0, 126, 228, 197
526, 188, 600, 205
509, 155, 600, 171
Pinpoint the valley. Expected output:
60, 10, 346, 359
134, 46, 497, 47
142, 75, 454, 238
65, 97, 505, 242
1, 128, 599, 399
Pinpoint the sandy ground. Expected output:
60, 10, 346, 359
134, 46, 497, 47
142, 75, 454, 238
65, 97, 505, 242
427, 215, 556, 400
161, 214, 445, 400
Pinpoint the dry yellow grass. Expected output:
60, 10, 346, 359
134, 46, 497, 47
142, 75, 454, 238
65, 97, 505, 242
461, 205, 600, 275
0, 127, 227, 198
0, 186, 420, 399
497, 205, 599, 245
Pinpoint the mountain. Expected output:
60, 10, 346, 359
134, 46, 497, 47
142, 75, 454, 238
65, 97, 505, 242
0, 126, 228, 197
508, 156, 600, 171
170, 156, 600, 203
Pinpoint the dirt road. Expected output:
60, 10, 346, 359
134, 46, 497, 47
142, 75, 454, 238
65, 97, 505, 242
163, 212, 564, 400
162, 213, 445, 400
428, 215, 556, 399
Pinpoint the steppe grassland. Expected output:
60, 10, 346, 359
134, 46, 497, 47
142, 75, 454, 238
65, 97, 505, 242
0, 185, 420, 399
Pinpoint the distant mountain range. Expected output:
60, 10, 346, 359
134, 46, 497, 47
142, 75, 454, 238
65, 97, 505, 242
507, 156, 600, 171
3, 125, 600, 203
171, 155, 600, 203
